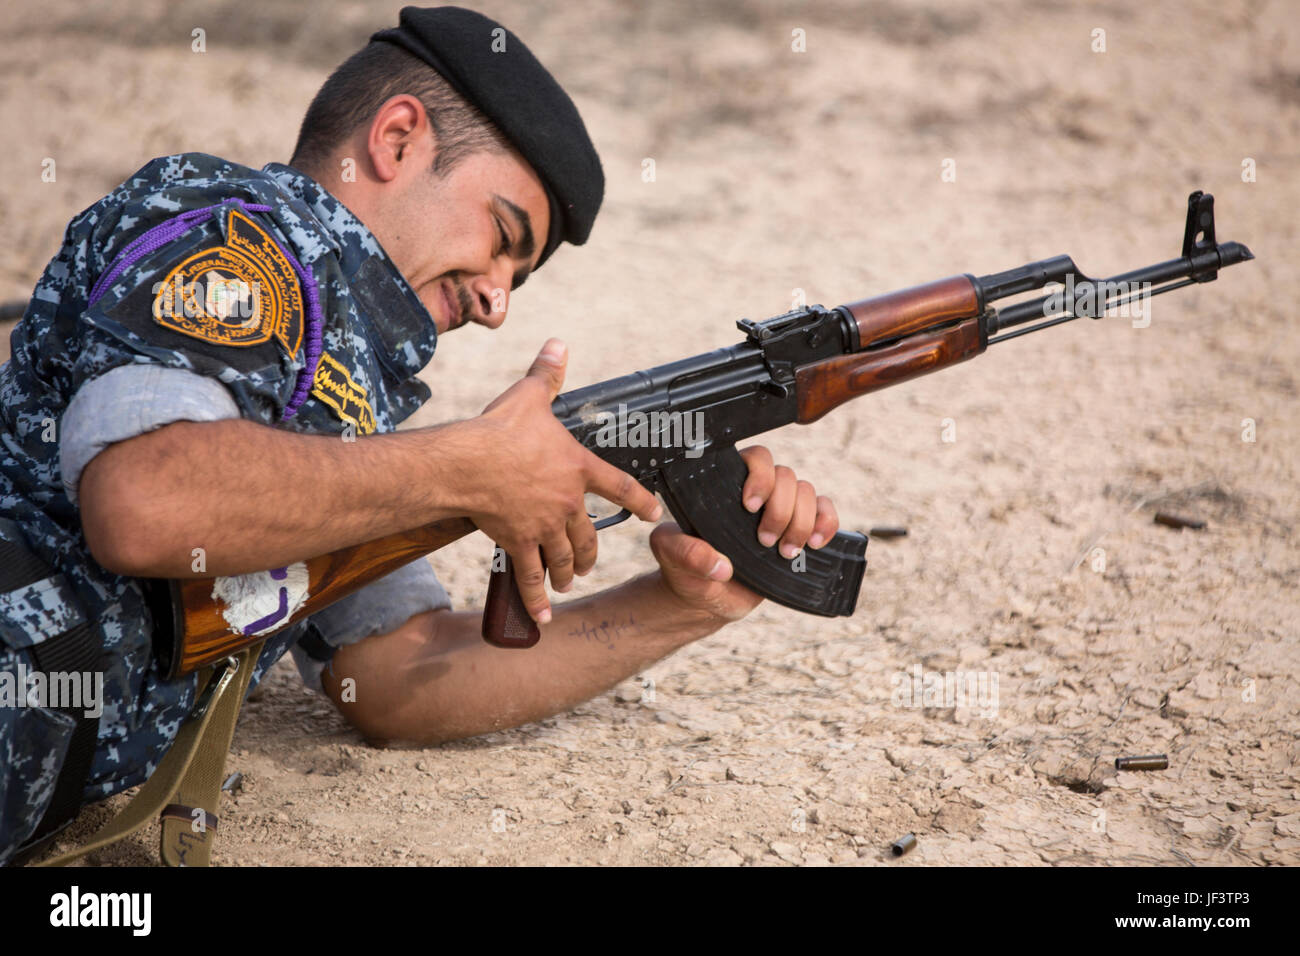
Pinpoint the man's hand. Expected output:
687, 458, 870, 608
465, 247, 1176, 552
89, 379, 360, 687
649, 446, 839, 621
462, 338, 662, 625
324, 447, 837, 746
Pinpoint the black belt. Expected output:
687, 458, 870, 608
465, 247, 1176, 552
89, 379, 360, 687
0, 526, 106, 854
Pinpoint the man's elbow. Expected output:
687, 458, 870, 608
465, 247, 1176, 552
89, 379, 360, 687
328, 683, 460, 747
82, 500, 170, 578
326, 677, 489, 749
322, 612, 504, 747
79, 444, 183, 577
332, 698, 449, 747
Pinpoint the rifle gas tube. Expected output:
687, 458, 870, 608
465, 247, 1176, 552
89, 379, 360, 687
162, 192, 1252, 675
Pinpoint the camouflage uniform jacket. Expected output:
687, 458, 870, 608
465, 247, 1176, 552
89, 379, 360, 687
0, 153, 451, 862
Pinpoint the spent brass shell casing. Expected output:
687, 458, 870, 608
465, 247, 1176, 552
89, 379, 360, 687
1153, 512, 1205, 531
1114, 754, 1169, 771
870, 526, 909, 540
891, 833, 917, 857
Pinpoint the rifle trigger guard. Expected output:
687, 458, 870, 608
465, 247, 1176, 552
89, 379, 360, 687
592, 508, 632, 531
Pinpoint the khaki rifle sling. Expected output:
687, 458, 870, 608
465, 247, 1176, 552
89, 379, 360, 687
34, 642, 263, 867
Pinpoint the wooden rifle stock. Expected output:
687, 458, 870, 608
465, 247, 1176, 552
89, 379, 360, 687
163, 517, 476, 678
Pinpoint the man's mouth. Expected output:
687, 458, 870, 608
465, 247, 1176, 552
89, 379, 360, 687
439, 281, 462, 331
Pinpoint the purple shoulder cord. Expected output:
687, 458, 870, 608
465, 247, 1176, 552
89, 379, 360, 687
87, 197, 323, 421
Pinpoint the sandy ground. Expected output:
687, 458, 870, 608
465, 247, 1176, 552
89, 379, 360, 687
2, 0, 1297, 866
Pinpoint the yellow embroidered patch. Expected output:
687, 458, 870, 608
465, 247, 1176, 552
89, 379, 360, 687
152, 207, 304, 357
312, 352, 377, 435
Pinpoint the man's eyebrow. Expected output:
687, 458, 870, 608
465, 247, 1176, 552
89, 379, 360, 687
493, 193, 536, 290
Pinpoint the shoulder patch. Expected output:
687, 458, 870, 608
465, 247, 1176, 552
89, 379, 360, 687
311, 352, 377, 435
151, 207, 304, 357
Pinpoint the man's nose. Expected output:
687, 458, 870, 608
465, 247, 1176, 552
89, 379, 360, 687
468, 267, 511, 329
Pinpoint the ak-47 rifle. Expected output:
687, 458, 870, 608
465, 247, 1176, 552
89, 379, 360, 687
156, 191, 1253, 679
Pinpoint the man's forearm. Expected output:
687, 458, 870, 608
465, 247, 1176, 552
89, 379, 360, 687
79, 417, 488, 577
325, 572, 726, 745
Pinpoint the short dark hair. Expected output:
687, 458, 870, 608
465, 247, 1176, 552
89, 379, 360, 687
290, 41, 509, 177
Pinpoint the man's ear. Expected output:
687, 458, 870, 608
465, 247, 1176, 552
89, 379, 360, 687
366, 93, 433, 183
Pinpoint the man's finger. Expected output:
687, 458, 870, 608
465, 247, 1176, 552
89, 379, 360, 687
808, 495, 840, 549
779, 480, 818, 558
756, 465, 797, 547
585, 456, 662, 522
510, 546, 552, 625
738, 445, 775, 513
649, 523, 732, 581
543, 530, 576, 594
525, 338, 569, 401
567, 512, 599, 576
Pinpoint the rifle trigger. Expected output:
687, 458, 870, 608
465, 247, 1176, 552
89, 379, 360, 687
592, 509, 633, 531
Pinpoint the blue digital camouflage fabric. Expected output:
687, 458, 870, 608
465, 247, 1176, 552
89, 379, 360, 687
0, 153, 443, 863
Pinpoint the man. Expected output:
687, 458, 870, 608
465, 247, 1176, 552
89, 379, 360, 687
0, 6, 839, 864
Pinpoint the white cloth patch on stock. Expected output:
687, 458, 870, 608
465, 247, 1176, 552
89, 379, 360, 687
212, 562, 310, 636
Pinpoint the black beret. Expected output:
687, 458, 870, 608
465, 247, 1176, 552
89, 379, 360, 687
371, 5, 603, 269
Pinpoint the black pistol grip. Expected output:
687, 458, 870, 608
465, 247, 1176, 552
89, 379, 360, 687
658, 446, 867, 617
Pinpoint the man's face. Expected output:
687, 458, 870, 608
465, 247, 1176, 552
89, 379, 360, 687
378, 146, 551, 336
